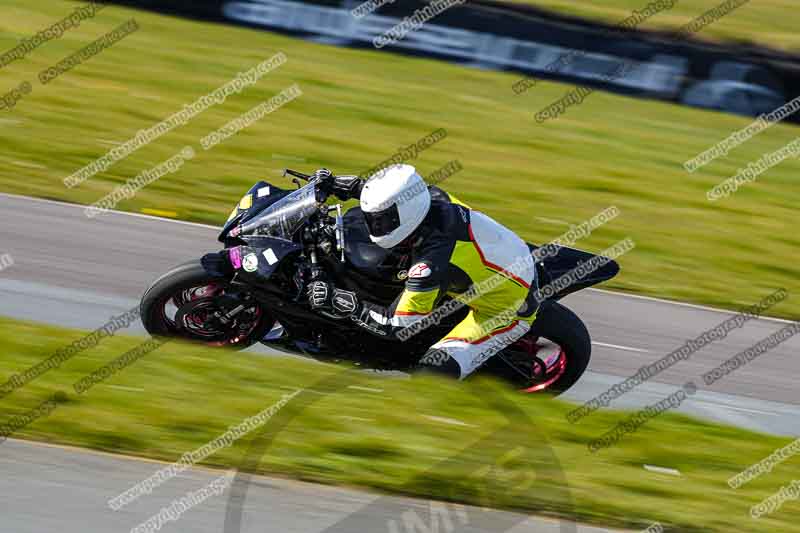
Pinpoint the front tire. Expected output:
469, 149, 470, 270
141, 261, 275, 350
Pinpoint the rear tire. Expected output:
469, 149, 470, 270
483, 301, 591, 395
141, 261, 274, 350
528, 301, 591, 394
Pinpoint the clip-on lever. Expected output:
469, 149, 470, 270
283, 168, 312, 189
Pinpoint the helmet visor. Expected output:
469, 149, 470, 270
363, 203, 401, 237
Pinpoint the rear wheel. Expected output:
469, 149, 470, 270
141, 261, 275, 349
482, 301, 591, 395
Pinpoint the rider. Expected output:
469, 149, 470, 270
308, 165, 539, 379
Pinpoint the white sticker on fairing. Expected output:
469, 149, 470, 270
257, 186, 271, 198
263, 248, 279, 265
408, 263, 432, 278
242, 253, 259, 272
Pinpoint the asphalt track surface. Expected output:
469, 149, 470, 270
1, 192, 799, 532
1, 438, 619, 533
2, 193, 799, 432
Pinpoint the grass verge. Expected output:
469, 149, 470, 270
1, 316, 800, 532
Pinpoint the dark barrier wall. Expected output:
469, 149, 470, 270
105, 0, 800, 122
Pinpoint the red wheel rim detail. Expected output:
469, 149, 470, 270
521, 348, 568, 393
160, 284, 263, 347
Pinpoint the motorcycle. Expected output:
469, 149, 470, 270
140, 170, 619, 394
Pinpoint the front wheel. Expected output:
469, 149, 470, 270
140, 261, 275, 350
482, 301, 591, 395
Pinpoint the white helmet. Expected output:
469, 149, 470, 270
360, 164, 431, 248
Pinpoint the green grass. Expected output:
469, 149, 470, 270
0, 0, 798, 322
491, 0, 800, 51
2, 316, 800, 532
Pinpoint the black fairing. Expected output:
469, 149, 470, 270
236, 236, 303, 284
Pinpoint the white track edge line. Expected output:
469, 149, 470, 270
591, 341, 649, 353
586, 288, 794, 325
0, 192, 219, 230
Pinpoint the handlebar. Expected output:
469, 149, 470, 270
283, 168, 313, 181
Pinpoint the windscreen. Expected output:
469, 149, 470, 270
237, 182, 319, 239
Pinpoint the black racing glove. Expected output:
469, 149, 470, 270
311, 168, 333, 183
307, 280, 331, 310
311, 168, 363, 201
330, 175, 363, 201
330, 287, 359, 315
307, 280, 359, 316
